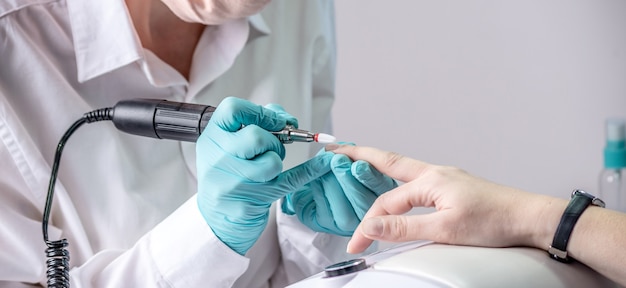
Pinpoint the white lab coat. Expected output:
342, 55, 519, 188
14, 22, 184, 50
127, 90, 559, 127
0, 0, 361, 287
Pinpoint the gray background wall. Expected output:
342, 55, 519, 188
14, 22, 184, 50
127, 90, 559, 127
332, 0, 626, 206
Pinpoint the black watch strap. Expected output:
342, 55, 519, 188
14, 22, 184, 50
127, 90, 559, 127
548, 189, 605, 263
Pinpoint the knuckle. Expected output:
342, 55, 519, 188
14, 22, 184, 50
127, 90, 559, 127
375, 192, 391, 207
390, 216, 408, 241
424, 165, 463, 183
219, 96, 238, 112
383, 151, 403, 168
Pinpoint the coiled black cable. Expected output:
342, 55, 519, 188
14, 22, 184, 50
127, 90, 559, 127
42, 107, 112, 288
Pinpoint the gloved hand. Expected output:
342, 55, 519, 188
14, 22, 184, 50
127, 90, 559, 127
282, 146, 398, 236
196, 97, 333, 255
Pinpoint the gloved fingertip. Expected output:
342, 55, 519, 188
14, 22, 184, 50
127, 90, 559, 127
331, 153, 352, 169
280, 195, 296, 215
214, 97, 264, 131
352, 161, 399, 193
265, 103, 298, 127
352, 160, 380, 181
352, 160, 372, 175
317, 151, 334, 164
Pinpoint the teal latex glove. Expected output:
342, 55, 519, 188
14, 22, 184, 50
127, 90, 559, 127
196, 97, 332, 255
282, 147, 398, 236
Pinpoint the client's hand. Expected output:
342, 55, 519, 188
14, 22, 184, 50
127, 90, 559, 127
282, 145, 398, 236
328, 144, 547, 254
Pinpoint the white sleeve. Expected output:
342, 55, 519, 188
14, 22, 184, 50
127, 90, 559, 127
72, 195, 250, 288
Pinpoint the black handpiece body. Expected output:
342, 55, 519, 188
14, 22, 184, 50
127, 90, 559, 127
111, 99, 215, 142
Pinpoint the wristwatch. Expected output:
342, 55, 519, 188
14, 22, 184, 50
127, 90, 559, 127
548, 189, 605, 263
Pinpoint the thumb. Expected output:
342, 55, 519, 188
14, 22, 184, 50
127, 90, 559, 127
359, 215, 426, 243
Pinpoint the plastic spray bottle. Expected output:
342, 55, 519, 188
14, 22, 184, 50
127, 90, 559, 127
598, 118, 626, 212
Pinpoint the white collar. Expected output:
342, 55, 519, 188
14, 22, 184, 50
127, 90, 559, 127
66, 0, 270, 83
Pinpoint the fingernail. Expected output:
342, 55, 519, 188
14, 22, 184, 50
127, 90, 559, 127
346, 240, 354, 254
362, 218, 384, 237
325, 143, 340, 151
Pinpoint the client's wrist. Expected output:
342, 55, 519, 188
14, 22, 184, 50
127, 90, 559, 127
527, 195, 569, 251
506, 190, 568, 250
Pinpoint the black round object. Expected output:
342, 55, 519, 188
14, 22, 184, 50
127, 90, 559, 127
324, 258, 368, 277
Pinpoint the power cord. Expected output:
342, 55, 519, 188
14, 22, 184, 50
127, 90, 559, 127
42, 107, 112, 288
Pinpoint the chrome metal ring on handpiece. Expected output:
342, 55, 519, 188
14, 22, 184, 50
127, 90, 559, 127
271, 125, 315, 143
